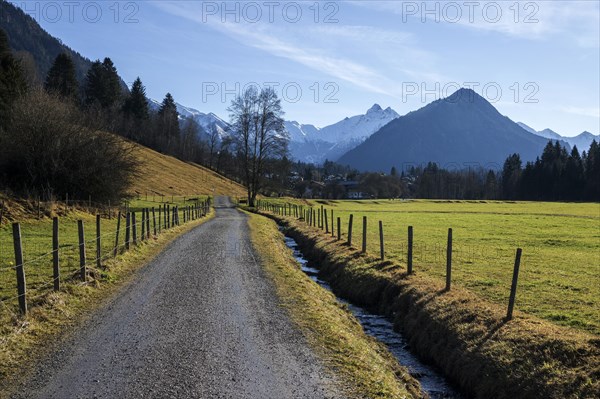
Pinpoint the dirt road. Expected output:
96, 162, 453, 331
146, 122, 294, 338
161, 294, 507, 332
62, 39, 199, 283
10, 197, 340, 399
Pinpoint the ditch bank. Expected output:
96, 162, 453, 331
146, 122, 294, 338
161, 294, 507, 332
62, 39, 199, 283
259, 212, 599, 399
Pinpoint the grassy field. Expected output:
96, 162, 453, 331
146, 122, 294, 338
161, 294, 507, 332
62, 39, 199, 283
263, 199, 600, 335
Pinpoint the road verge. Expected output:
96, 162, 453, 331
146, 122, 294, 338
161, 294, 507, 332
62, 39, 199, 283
246, 211, 423, 399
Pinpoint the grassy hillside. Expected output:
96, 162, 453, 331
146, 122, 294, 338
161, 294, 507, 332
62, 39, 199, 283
130, 143, 246, 198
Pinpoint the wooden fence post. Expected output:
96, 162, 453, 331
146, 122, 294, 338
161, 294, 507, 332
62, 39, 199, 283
446, 228, 453, 291
96, 215, 101, 270
152, 207, 157, 236
407, 226, 413, 274
331, 210, 334, 237
53, 217, 60, 291
324, 209, 329, 233
12, 223, 27, 314
379, 221, 384, 261
362, 216, 367, 253
146, 208, 150, 238
337, 217, 341, 241
114, 211, 121, 257
320, 205, 324, 229
132, 212, 138, 245
347, 214, 354, 246
141, 209, 146, 241
506, 248, 523, 321
77, 220, 86, 281
125, 212, 131, 250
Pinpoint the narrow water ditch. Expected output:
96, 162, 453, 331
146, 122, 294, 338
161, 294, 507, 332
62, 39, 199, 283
283, 234, 464, 399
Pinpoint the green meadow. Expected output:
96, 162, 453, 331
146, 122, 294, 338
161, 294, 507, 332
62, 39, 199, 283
270, 199, 600, 334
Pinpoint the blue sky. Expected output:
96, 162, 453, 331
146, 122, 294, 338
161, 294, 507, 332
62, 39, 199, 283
14, 0, 600, 136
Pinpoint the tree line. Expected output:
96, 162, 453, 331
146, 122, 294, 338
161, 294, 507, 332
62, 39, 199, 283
0, 28, 289, 203
286, 141, 599, 202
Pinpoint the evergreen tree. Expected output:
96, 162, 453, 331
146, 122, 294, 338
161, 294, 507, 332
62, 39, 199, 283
483, 170, 498, 199
584, 140, 600, 200
157, 93, 180, 152
45, 53, 79, 100
0, 28, 27, 125
501, 153, 522, 199
390, 166, 398, 176
563, 146, 585, 200
123, 77, 149, 120
83, 57, 122, 108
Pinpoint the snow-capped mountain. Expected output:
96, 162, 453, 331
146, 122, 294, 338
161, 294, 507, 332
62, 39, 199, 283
150, 99, 231, 140
517, 122, 599, 151
286, 104, 400, 164
284, 121, 320, 143
149, 99, 401, 163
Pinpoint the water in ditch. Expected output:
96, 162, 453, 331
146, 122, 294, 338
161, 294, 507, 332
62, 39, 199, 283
283, 235, 463, 399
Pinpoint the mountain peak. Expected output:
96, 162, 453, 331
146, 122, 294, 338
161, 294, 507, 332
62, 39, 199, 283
367, 104, 383, 114
446, 87, 486, 104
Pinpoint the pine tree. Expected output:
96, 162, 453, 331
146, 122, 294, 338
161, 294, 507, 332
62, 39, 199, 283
45, 53, 79, 100
501, 153, 522, 199
563, 146, 585, 200
157, 93, 180, 153
584, 140, 600, 200
123, 77, 149, 120
83, 57, 122, 108
0, 28, 27, 125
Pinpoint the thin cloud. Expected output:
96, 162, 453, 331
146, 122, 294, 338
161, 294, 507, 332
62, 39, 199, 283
152, 1, 443, 97
560, 106, 600, 119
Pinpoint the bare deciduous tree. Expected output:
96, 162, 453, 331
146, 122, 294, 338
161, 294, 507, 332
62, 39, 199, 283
228, 86, 288, 206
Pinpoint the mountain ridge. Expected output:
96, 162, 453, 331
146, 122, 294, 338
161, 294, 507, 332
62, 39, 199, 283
338, 89, 556, 171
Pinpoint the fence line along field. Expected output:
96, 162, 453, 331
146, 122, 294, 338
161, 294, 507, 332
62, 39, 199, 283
261, 199, 600, 335
0, 196, 210, 319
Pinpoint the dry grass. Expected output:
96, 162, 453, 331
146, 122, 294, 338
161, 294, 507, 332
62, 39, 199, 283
246, 211, 422, 399
130, 144, 246, 197
262, 210, 600, 399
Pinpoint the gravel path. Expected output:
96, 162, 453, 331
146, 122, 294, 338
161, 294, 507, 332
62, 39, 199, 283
10, 196, 341, 399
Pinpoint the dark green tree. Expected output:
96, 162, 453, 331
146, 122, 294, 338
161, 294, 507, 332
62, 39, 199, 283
83, 57, 122, 108
157, 93, 180, 152
44, 53, 79, 100
501, 153, 522, 199
563, 146, 585, 200
122, 77, 149, 120
584, 140, 600, 200
0, 28, 27, 125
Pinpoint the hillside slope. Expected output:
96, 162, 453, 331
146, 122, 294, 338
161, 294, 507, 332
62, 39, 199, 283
0, 1, 125, 86
131, 142, 246, 197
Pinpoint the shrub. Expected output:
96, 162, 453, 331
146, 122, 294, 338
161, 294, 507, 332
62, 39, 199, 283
0, 89, 138, 202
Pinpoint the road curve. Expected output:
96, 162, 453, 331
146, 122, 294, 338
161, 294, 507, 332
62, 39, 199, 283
10, 196, 341, 399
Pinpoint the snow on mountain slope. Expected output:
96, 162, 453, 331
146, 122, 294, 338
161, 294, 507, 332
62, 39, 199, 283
517, 122, 598, 151
286, 104, 400, 164
316, 104, 399, 143
284, 121, 320, 143
569, 131, 600, 151
150, 99, 231, 140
